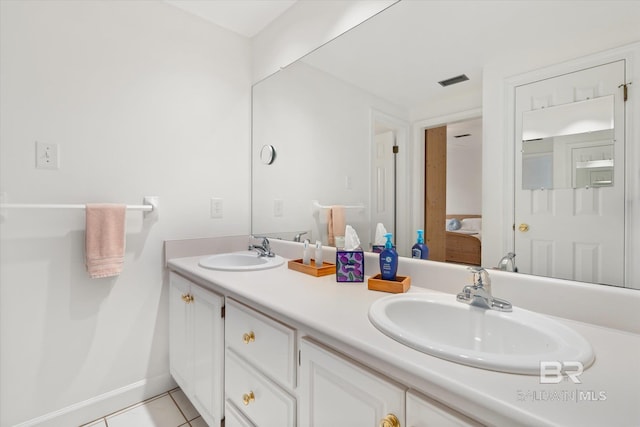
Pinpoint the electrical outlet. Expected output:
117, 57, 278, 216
274, 199, 283, 217
345, 175, 353, 190
36, 141, 59, 169
0, 192, 6, 220
210, 198, 223, 218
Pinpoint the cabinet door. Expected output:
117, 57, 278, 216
169, 273, 192, 392
169, 272, 224, 427
406, 390, 482, 427
191, 283, 224, 427
225, 401, 256, 427
299, 338, 405, 427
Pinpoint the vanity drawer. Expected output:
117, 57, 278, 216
225, 349, 296, 427
226, 298, 296, 389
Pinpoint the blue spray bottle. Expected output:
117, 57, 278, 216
380, 233, 398, 281
411, 229, 429, 260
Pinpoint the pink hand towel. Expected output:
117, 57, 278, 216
85, 203, 126, 278
327, 205, 346, 247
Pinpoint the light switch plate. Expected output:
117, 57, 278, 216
36, 141, 59, 169
211, 198, 223, 218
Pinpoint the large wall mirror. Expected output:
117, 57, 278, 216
251, 0, 639, 289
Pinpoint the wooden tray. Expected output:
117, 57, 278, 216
367, 274, 411, 293
288, 259, 336, 277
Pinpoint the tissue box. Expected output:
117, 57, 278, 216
372, 244, 395, 254
336, 250, 364, 282
371, 245, 384, 254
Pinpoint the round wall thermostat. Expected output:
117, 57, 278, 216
260, 145, 276, 165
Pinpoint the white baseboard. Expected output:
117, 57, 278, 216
13, 374, 177, 427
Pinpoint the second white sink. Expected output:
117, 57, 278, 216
368, 292, 595, 374
199, 251, 284, 272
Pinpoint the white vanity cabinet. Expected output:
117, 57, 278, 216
169, 272, 225, 427
299, 338, 406, 427
224, 299, 296, 427
168, 264, 483, 427
406, 390, 482, 427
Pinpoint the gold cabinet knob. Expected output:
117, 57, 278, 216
379, 413, 400, 427
181, 294, 194, 303
242, 331, 255, 344
242, 391, 255, 406
518, 223, 530, 232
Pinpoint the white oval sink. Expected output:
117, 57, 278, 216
368, 292, 594, 374
198, 251, 285, 272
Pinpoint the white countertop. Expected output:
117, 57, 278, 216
168, 255, 640, 427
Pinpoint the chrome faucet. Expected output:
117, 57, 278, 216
248, 235, 275, 257
293, 231, 308, 242
497, 252, 517, 272
456, 267, 512, 312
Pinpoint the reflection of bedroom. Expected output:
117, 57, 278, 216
445, 117, 482, 265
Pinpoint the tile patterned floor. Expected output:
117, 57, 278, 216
81, 388, 205, 427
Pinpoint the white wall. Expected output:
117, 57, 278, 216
0, 1, 251, 425
252, 61, 408, 248
446, 142, 482, 215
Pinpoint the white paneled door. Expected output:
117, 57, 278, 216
514, 60, 625, 286
372, 129, 396, 239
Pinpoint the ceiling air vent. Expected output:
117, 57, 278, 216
438, 74, 469, 87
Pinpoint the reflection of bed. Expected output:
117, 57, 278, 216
445, 215, 481, 266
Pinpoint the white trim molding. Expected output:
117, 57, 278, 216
13, 374, 177, 427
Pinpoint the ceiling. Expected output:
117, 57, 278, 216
164, 0, 297, 38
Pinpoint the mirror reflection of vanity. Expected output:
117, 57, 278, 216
251, 0, 640, 289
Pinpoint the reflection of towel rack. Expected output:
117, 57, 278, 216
310, 200, 366, 245
0, 196, 158, 219
311, 200, 365, 226
311, 200, 365, 211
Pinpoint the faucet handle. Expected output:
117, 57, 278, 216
467, 266, 490, 289
293, 231, 308, 242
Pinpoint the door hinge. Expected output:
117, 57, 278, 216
392, 145, 399, 154
221, 306, 225, 318
298, 349, 301, 366
619, 82, 632, 102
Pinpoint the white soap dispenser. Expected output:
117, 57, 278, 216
315, 240, 323, 267
302, 239, 311, 265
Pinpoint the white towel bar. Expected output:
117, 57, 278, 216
0, 196, 158, 219
311, 200, 365, 210
0, 203, 152, 211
